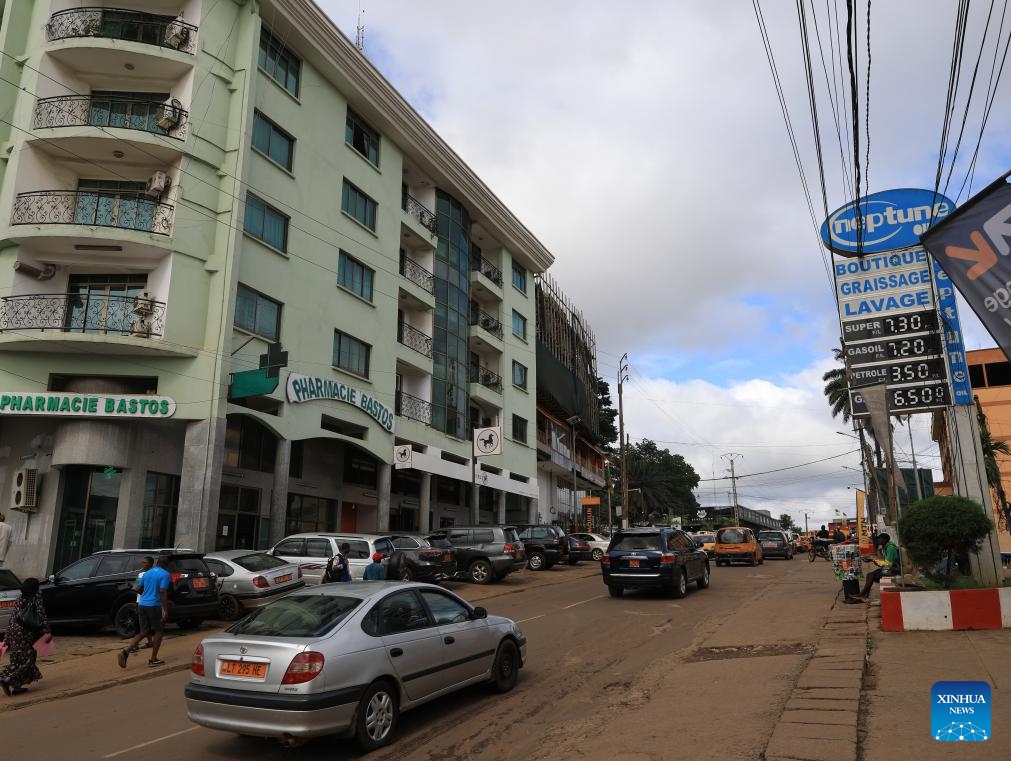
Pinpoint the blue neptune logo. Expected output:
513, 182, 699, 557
821, 188, 956, 255
932, 681, 991, 741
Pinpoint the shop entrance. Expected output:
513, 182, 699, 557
53, 465, 122, 572
216, 485, 263, 551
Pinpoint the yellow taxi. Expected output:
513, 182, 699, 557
693, 533, 717, 558
714, 526, 763, 567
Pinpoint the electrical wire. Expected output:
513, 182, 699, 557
697, 448, 859, 481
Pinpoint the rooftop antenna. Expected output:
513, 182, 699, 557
355, 4, 365, 53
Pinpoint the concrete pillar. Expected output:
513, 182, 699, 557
116, 465, 148, 549
176, 418, 226, 552
376, 462, 392, 531
496, 490, 506, 525
528, 497, 539, 524
419, 473, 432, 533
471, 483, 481, 524
269, 439, 291, 545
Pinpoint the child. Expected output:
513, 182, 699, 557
363, 552, 387, 581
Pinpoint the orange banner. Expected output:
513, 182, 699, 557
856, 489, 873, 555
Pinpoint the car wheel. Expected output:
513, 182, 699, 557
608, 585, 623, 598
591, 549, 603, 561
469, 560, 492, 585
697, 563, 711, 589
114, 602, 139, 638
749, 554, 758, 567
355, 680, 399, 752
489, 639, 520, 693
672, 569, 688, 599
177, 618, 203, 630
400, 567, 414, 582
527, 553, 545, 571
219, 593, 242, 621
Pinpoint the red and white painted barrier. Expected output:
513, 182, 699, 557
880, 587, 1011, 631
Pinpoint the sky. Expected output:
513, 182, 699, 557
318, 0, 1011, 529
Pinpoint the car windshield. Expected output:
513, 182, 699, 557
426, 535, 453, 549
166, 557, 209, 573
0, 569, 20, 590
758, 532, 782, 541
232, 553, 288, 572
718, 529, 746, 544
610, 533, 660, 551
228, 594, 361, 638
696, 535, 715, 542
504, 528, 521, 544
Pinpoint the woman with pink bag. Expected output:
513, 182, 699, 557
0, 577, 52, 696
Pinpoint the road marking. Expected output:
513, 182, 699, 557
564, 595, 604, 609
516, 614, 546, 624
103, 727, 199, 758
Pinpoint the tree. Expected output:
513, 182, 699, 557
822, 347, 851, 423
897, 495, 994, 584
625, 439, 700, 524
594, 376, 618, 453
977, 409, 1010, 530
779, 513, 799, 532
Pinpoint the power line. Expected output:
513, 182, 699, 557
697, 448, 859, 482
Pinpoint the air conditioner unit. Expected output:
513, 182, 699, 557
132, 292, 154, 315
480, 370, 497, 385
11, 467, 39, 513
145, 171, 171, 198
155, 98, 184, 131
479, 314, 499, 331
164, 17, 191, 50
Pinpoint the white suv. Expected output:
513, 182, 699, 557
269, 533, 395, 585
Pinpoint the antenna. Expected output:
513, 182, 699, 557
355, 4, 366, 52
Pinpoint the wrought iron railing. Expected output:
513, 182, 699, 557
397, 322, 433, 358
34, 95, 189, 139
472, 254, 503, 286
469, 306, 503, 339
11, 191, 174, 236
469, 364, 503, 394
398, 252, 434, 294
46, 8, 198, 54
402, 193, 437, 235
395, 390, 432, 425
0, 293, 166, 337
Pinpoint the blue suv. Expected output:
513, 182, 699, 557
602, 527, 710, 598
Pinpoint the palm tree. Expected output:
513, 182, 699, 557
822, 348, 851, 423
979, 421, 1010, 529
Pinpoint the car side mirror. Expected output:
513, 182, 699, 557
471, 606, 488, 620
48, 574, 57, 584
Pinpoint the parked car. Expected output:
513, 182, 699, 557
386, 534, 458, 582
601, 527, 710, 598
568, 532, 610, 561
185, 581, 526, 751
0, 568, 21, 634
714, 527, 764, 567
757, 530, 795, 560
565, 535, 593, 564
204, 551, 305, 621
692, 533, 717, 558
428, 525, 525, 584
40, 550, 219, 637
269, 533, 396, 584
514, 524, 568, 570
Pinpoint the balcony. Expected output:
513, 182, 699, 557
469, 306, 503, 340
471, 254, 503, 287
11, 190, 173, 236
34, 95, 189, 140
1, 290, 164, 335
397, 322, 433, 358
399, 252, 434, 294
46, 8, 198, 55
401, 192, 437, 235
470, 364, 503, 394
396, 390, 432, 425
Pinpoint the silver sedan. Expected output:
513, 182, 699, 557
185, 581, 526, 751
204, 551, 305, 621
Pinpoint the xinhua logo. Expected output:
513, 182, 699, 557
932, 681, 991, 742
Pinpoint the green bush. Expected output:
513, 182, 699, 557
898, 496, 993, 584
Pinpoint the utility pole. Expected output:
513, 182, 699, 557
722, 453, 742, 524
906, 414, 923, 502
803, 512, 811, 534
618, 354, 629, 529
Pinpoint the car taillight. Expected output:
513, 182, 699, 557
252, 575, 269, 589
191, 644, 205, 676
660, 553, 675, 564
170, 572, 184, 583
503, 543, 514, 553
297, 567, 303, 579
282, 652, 325, 685
601, 555, 610, 566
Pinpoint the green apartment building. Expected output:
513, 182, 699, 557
0, 0, 552, 577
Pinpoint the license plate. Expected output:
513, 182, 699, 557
274, 574, 293, 584
443, 552, 453, 561
629, 559, 640, 568
762, 542, 776, 548
219, 660, 267, 679
0, 600, 14, 609
192, 577, 208, 589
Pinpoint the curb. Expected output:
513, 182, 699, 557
880, 586, 1011, 631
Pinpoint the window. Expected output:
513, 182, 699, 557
286, 494, 338, 535
341, 179, 377, 231
306, 539, 332, 558
258, 27, 301, 96
511, 310, 527, 340
373, 590, 431, 635
345, 108, 380, 166
333, 330, 371, 378
512, 360, 527, 389
244, 193, 289, 252
274, 538, 305, 557
512, 261, 527, 292
141, 472, 180, 549
420, 590, 471, 624
512, 414, 527, 443
234, 284, 281, 341
252, 111, 294, 171
66, 274, 148, 335
337, 250, 375, 301
289, 440, 304, 478
56, 556, 101, 581
224, 416, 277, 473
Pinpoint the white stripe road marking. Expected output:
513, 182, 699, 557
103, 727, 199, 758
563, 595, 605, 609
516, 614, 546, 624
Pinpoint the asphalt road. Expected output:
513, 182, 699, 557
2, 557, 840, 761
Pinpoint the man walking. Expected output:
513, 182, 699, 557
0, 513, 12, 568
324, 543, 352, 583
118, 556, 170, 668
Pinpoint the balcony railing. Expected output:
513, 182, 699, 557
397, 322, 433, 358
472, 254, 503, 286
34, 95, 189, 139
469, 306, 503, 339
402, 193, 437, 235
46, 8, 198, 54
470, 364, 503, 394
399, 252, 434, 294
396, 390, 432, 425
0, 293, 166, 337
11, 191, 174, 236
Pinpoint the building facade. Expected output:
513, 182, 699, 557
0, 0, 552, 577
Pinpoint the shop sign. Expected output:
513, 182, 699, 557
821, 188, 955, 256
0, 392, 176, 418
286, 373, 394, 433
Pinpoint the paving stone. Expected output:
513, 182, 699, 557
786, 697, 860, 712
780, 709, 858, 726
766, 727, 856, 761
794, 687, 861, 701
775, 721, 857, 741
815, 647, 865, 658
797, 670, 863, 689
807, 658, 865, 670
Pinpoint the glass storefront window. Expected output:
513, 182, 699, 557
141, 472, 180, 548
286, 494, 338, 535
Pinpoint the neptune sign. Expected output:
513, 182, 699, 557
821, 188, 956, 256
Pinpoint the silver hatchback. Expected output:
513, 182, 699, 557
204, 551, 305, 621
185, 582, 526, 751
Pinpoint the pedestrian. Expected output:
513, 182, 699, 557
832, 527, 846, 544
856, 533, 900, 600
118, 556, 169, 669
1, 577, 52, 696
363, 552, 386, 581
128, 557, 154, 653
323, 543, 352, 583
0, 512, 13, 568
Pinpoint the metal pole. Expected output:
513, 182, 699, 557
722, 453, 742, 524
568, 416, 580, 530
907, 414, 923, 502
605, 459, 613, 534
618, 354, 629, 529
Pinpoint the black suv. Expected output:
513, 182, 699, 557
387, 534, 459, 582
42, 550, 220, 636
428, 525, 526, 584
515, 525, 568, 570
602, 527, 710, 598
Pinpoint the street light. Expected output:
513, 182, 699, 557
567, 415, 581, 529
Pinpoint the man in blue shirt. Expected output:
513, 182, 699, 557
363, 552, 387, 581
118, 556, 170, 668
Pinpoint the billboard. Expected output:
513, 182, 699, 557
822, 188, 955, 256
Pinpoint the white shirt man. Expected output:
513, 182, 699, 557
0, 513, 13, 567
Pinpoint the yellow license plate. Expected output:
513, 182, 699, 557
220, 660, 267, 679
629, 560, 640, 568
0, 600, 14, 609
274, 574, 293, 584
192, 577, 208, 589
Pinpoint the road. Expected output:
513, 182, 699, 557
2, 558, 841, 761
